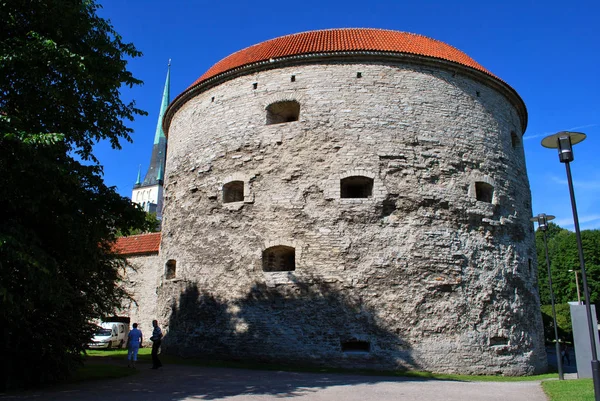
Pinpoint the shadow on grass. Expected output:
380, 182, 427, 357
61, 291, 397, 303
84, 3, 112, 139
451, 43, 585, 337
83, 349, 557, 383
1, 350, 555, 400
67, 355, 558, 401
69, 363, 139, 383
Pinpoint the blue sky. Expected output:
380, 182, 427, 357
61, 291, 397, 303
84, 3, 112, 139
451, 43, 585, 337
95, 0, 599, 230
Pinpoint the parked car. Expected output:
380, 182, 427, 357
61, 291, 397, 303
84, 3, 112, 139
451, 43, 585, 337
88, 322, 128, 349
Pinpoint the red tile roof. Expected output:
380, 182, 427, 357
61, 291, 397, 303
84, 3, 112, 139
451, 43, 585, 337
114, 232, 160, 256
190, 28, 494, 88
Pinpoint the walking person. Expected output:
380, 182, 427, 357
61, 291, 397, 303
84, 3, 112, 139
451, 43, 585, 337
561, 343, 571, 366
126, 323, 143, 368
150, 319, 163, 369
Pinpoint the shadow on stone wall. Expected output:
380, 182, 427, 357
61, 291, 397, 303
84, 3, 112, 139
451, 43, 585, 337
163, 276, 419, 372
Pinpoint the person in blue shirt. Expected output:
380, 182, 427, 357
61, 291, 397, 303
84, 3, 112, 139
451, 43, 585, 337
150, 319, 163, 369
126, 323, 143, 368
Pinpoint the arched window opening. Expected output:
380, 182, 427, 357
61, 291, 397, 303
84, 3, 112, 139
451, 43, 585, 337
511, 131, 520, 148
341, 340, 371, 353
262, 246, 295, 272
341, 176, 373, 199
266, 100, 300, 125
475, 182, 494, 203
223, 181, 244, 203
166, 259, 176, 279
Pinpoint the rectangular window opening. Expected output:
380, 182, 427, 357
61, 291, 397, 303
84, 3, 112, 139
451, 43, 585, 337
341, 340, 371, 353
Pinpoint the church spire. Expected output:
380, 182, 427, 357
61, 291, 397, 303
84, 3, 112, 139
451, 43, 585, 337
157, 163, 163, 182
131, 61, 170, 219
153, 59, 170, 145
137, 61, 170, 188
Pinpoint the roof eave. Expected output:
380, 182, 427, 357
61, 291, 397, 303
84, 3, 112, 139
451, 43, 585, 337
163, 51, 527, 136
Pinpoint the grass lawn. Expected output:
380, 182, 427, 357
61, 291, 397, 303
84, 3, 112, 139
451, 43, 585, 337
84, 348, 558, 382
74, 348, 151, 383
70, 363, 138, 383
542, 379, 594, 401
86, 347, 152, 360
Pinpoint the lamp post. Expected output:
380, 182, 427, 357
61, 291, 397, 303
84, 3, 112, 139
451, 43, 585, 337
542, 131, 599, 398
531, 213, 563, 380
569, 269, 582, 305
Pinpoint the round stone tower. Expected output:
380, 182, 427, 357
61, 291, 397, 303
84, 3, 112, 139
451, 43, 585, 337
159, 28, 546, 375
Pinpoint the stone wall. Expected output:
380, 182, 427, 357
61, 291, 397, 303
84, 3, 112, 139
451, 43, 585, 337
120, 253, 161, 340
158, 60, 546, 375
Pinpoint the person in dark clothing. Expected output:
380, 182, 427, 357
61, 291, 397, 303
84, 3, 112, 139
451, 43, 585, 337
561, 343, 571, 365
150, 319, 163, 369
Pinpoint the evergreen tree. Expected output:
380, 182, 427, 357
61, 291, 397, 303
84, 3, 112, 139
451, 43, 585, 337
0, 0, 149, 389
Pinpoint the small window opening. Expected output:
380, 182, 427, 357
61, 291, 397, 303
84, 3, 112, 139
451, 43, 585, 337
341, 340, 371, 352
166, 259, 176, 280
476, 91, 481, 97
511, 131, 519, 148
528, 258, 532, 274
489, 336, 508, 346
475, 182, 494, 203
356, 72, 362, 78
438, 284, 453, 293
291, 75, 296, 82
341, 176, 373, 199
252, 82, 258, 90
223, 181, 244, 203
262, 246, 295, 272
266, 100, 300, 125
211, 97, 215, 102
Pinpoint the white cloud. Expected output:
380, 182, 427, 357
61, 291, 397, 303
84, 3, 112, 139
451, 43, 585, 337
524, 132, 552, 141
524, 124, 597, 141
553, 215, 600, 229
549, 175, 600, 190
566, 123, 598, 131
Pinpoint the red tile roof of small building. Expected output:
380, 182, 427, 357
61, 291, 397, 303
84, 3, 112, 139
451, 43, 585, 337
190, 28, 495, 87
114, 232, 161, 256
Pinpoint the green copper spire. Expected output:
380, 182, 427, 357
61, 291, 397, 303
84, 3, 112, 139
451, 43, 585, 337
136, 61, 169, 191
153, 59, 171, 145
157, 163, 163, 182
136, 164, 142, 185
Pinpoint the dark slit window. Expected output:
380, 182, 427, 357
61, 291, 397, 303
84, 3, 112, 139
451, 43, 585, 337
266, 100, 300, 125
223, 181, 244, 203
475, 182, 494, 203
166, 260, 176, 279
262, 246, 295, 272
341, 176, 373, 198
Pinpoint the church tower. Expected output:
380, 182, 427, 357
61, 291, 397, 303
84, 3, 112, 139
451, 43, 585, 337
132, 61, 170, 219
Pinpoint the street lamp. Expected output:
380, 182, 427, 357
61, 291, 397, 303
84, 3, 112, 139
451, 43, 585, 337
569, 269, 582, 305
542, 131, 599, 398
531, 213, 563, 380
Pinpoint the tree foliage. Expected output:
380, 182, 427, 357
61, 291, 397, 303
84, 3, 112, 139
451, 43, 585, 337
0, 0, 149, 390
117, 212, 161, 237
536, 223, 600, 341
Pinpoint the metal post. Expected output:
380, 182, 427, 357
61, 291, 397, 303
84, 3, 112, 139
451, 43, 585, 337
543, 230, 564, 380
566, 161, 600, 398
575, 270, 582, 305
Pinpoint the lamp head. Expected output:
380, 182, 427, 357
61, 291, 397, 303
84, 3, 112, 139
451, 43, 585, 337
541, 131, 586, 163
530, 213, 555, 231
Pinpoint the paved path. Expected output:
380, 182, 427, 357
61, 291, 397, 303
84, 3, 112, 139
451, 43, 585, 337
1, 361, 548, 401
